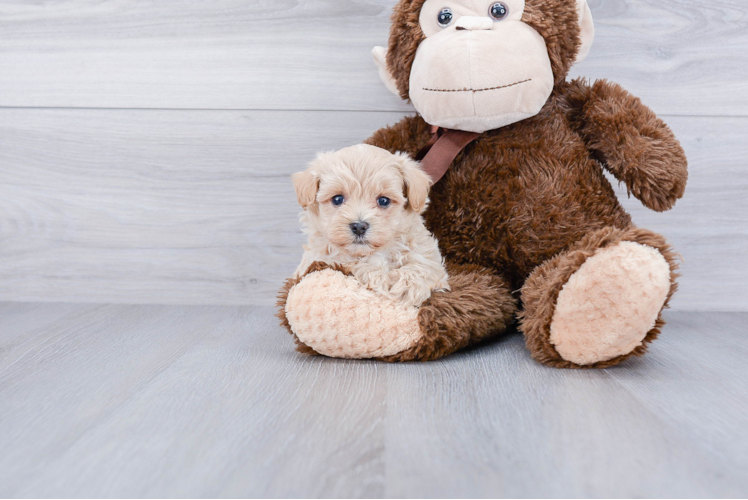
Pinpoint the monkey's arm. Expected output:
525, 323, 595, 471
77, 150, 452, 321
561, 78, 688, 212
365, 114, 433, 157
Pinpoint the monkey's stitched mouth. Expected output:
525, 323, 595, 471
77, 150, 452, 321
423, 79, 532, 93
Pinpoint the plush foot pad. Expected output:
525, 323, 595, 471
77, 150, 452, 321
285, 269, 422, 359
550, 242, 671, 366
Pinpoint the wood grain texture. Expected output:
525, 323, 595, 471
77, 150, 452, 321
0, 304, 746, 498
1, 109, 746, 310
0, 0, 746, 115
0, 108, 401, 306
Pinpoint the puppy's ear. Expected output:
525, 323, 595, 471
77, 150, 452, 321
291, 169, 319, 209
396, 153, 432, 213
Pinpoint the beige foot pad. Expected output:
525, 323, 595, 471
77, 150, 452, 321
550, 242, 671, 366
285, 269, 422, 359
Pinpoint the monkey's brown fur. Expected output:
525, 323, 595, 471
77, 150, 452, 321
382, 262, 517, 362
279, 0, 688, 368
520, 226, 680, 368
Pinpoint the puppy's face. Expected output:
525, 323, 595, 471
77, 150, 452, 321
293, 144, 432, 257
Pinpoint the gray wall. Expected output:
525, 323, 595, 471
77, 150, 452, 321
1, 0, 746, 310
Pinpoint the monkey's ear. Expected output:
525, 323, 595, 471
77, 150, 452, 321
291, 170, 319, 210
372, 46, 400, 97
396, 154, 432, 213
575, 0, 595, 64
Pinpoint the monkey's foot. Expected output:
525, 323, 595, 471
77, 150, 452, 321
284, 268, 422, 359
278, 262, 516, 361
521, 227, 678, 368
550, 241, 671, 365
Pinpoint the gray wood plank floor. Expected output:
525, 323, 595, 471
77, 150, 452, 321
0, 303, 746, 498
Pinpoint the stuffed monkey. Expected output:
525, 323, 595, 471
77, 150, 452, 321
278, 0, 688, 368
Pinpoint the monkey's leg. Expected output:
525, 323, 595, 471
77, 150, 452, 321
520, 226, 679, 369
278, 262, 517, 361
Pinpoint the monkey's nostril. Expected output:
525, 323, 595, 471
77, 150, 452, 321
455, 16, 494, 31
350, 221, 369, 236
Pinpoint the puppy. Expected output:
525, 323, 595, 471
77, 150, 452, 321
292, 144, 449, 308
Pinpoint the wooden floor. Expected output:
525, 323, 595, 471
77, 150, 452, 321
1, 303, 746, 498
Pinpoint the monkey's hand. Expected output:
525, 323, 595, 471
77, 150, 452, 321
563, 78, 688, 212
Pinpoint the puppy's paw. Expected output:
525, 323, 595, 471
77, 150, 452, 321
388, 277, 433, 308
357, 269, 391, 297
435, 276, 451, 293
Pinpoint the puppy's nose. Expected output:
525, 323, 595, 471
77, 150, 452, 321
350, 221, 369, 236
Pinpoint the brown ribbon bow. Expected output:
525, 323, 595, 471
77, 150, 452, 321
415, 126, 481, 184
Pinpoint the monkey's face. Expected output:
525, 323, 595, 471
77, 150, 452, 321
409, 0, 554, 133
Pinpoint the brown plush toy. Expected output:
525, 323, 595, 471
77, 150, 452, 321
278, 0, 688, 368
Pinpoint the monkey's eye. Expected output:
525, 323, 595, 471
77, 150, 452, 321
331, 195, 345, 206
489, 2, 509, 20
437, 8, 454, 27
377, 196, 391, 208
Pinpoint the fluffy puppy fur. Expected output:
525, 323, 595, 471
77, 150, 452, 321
292, 144, 450, 308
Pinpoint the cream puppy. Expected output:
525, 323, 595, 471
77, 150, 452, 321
292, 144, 450, 308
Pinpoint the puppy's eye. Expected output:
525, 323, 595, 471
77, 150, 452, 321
331, 195, 345, 206
437, 8, 453, 27
489, 2, 509, 20
377, 196, 391, 208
